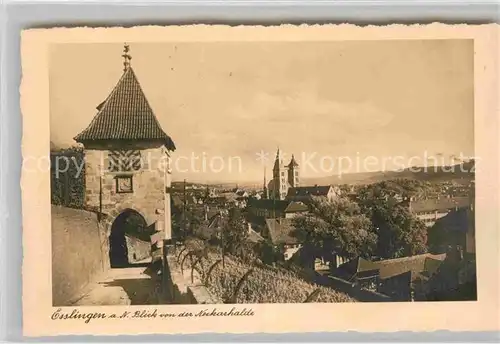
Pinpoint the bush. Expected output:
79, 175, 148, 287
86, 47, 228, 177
50, 147, 85, 208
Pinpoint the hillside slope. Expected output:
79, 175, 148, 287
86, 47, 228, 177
304, 161, 475, 186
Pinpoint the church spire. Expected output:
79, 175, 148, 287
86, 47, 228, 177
122, 43, 132, 72
263, 167, 268, 199
287, 154, 299, 168
273, 147, 283, 171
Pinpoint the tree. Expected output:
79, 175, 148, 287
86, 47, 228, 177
356, 182, 428, 259
292, 196, 377, 260
256, 240, 281, 265
50, 146, 85, 208
171, 203, 204, 241
222, 208, 250, 256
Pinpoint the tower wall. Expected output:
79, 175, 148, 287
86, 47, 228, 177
83, 141, 173, 239
273, 166, 289, 200
288, 166, 300, 188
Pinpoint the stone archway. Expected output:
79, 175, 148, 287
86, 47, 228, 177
108, 209, 148, 268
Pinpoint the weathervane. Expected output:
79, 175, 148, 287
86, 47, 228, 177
122, 43, 132, 72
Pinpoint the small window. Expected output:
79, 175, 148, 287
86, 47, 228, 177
281, 172, 285, 176
116, 175, 134, 193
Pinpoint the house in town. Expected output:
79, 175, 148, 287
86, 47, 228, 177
408, 196, 471, 227
247, 199, 309, 219
286, 185, 340, 203
263, 218, 302, 261
332, 253, 448, 301
213, 190, 248, 208
245, 222, 265, 244
235, 189, 249, 198
192, 211, 223, 242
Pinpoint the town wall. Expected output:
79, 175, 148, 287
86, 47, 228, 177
162, 250, 221, 304
51, 205, 109, 306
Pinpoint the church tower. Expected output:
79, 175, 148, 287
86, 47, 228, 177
262, 167, 269, 199
287, 154, 300, 188
272, 148, 288, 200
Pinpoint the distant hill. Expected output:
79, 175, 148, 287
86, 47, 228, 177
303, 160, 475, 186
173, 161, 475, 189
172, 180, 261, 190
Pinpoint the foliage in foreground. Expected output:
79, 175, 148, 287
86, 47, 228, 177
50, 146, 85, 208
179, 238, 355, 304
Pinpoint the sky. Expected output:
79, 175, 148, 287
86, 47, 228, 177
50, 40, 474, 183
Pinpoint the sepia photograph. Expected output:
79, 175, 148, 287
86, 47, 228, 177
20, 24, 499, 336
48, 39, 476, 307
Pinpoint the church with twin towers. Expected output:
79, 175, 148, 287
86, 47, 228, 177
266, 148, 300, 200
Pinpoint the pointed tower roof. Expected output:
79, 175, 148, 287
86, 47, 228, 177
273, 148, 284, 171
287, 154, 299, 168
74, 46, 175, 150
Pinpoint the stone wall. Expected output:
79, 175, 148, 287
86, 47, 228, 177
83, 141, 173, 241
162, 249, 221, 304
85, 147, 166, 224
51, 205, 109, 306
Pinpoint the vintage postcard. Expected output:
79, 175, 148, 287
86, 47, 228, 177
21, 24, 499, 336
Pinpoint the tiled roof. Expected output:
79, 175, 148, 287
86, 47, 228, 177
265, 218, 300, 244
335, 257, 377, 280
248, 199, 308, 213
287, 185, 333, 197
248, 199, 290, 212
284, 201, 309, 213
248, 228, 265, 243
336, 253, 447, 282
74, 67, 176, 150
409, 197, 471, 213
373, 254, 446, 280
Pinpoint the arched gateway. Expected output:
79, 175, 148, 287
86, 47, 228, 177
74, 44, 176, 267
108, 209, 148, 267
